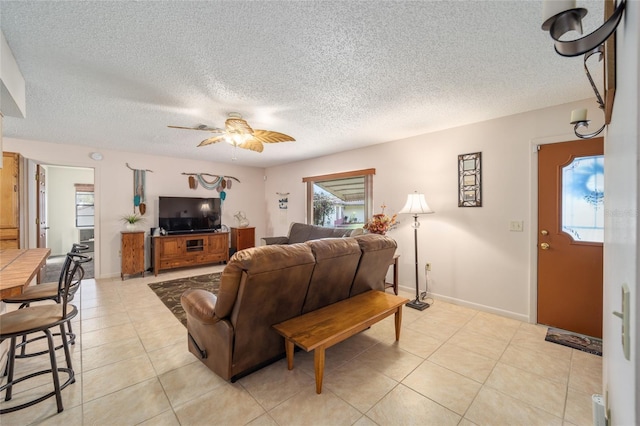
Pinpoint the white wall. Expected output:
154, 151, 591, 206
4, 138, 266, 278
265, 98, 598, 321
603, 1, 639, 423
46, 166, 94, 256
0, 31, 26, 119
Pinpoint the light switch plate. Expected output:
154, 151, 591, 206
509, 221, 524, 232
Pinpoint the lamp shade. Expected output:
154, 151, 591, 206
398, 192, 434, 215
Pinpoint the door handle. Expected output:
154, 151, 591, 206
540, 242, 550, 250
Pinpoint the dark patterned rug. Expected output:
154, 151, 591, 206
148, 273, 221, 327
545, 327, 602, 356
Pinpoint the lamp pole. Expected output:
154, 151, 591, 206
412, 215, 420, 302
399, 191, 433, 311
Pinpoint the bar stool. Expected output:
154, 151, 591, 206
1, 243, 89, 358
0, 253, 90, 414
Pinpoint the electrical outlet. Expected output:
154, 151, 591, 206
425, 263, 431, 272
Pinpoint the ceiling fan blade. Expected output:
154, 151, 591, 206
168, 125, 224, 132
226, 117, 254, 134
238, 138, 264, 153
197, 135, 226, 147
253, 129, 296, 143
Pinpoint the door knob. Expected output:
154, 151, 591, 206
540, 230, 549, 236
540, 242, 550, 250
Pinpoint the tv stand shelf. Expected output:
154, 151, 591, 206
152, 232, 229, 276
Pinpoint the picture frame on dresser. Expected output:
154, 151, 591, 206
458, 152, 482, 207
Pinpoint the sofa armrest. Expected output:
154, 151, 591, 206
261, 236, 290, 245
181, 289, 221, 325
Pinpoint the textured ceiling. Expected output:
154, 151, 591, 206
0, 1, 604, 167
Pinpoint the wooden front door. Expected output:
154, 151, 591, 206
537, 138, 604, 338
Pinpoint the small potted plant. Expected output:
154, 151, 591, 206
121, 213, 145, 231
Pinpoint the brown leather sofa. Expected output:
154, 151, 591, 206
261, 222, 363, 245
180, 233, 396, 381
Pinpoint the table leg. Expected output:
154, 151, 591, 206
392, 259, 399, 295
285, 339, 295, 370
314, 346, 326, 394
394, 307, 403, 341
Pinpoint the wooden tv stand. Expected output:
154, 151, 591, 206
152, 232, 229, 276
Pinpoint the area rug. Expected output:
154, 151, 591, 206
545, 327, 602, 356
148, 273, 221, 327
42, 253, 95, 283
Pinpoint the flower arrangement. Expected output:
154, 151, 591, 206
363, 204, 397, 235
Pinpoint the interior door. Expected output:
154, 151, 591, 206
537, 138, 604, 338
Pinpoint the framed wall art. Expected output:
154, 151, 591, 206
458, 152, 482, 207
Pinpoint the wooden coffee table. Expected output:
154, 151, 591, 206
273, 290, 409, 394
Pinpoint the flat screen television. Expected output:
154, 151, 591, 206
158, 196, 222, 234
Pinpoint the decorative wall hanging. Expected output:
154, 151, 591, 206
181, 173, 240, 204
126, 163, 153, 215
277, 192, 289, 209
458, 152, 482, 207
181, 173, 240, 189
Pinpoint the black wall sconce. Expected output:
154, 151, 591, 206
541, 0, 626, 139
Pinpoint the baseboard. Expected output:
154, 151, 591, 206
398, 285, 530, 323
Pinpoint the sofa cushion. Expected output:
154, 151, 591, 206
302, 238, 361, 313
351, 234, 398, 296
288, 222, 355, 244
215, 243, 315, 318
216, 243, 317, 376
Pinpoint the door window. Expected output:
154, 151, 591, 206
561, 155, 604, 243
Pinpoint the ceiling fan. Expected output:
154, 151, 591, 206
168, 112, 295, 154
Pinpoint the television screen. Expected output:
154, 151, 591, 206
158, 197, 222, 234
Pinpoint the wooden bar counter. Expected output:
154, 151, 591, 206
0, 248, 51, 299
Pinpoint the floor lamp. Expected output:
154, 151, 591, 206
399, 191, 434, 311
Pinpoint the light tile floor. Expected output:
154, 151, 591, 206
1, 265, 602, 425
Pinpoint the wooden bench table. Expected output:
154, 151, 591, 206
273, 290, 409, 394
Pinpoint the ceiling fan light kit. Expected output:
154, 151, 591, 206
169, 112, 295, 160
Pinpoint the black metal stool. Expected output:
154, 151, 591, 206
0, 253, 90, 414
2, 244, 90, 359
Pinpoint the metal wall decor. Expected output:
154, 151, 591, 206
458, 152, 482, 207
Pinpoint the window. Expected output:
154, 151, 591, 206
561, 155, 604, 242
303, 169, 374, 228
75, 184, 94, 228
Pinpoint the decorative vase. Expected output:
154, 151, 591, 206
234, 211, 249, 228
126, 223, 137, 231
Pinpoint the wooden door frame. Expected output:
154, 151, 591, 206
528, 132, 580, 325
26, 160, 99, 278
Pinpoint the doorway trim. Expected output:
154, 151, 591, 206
26, 160, 100, 279
528, 132, 579, 325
